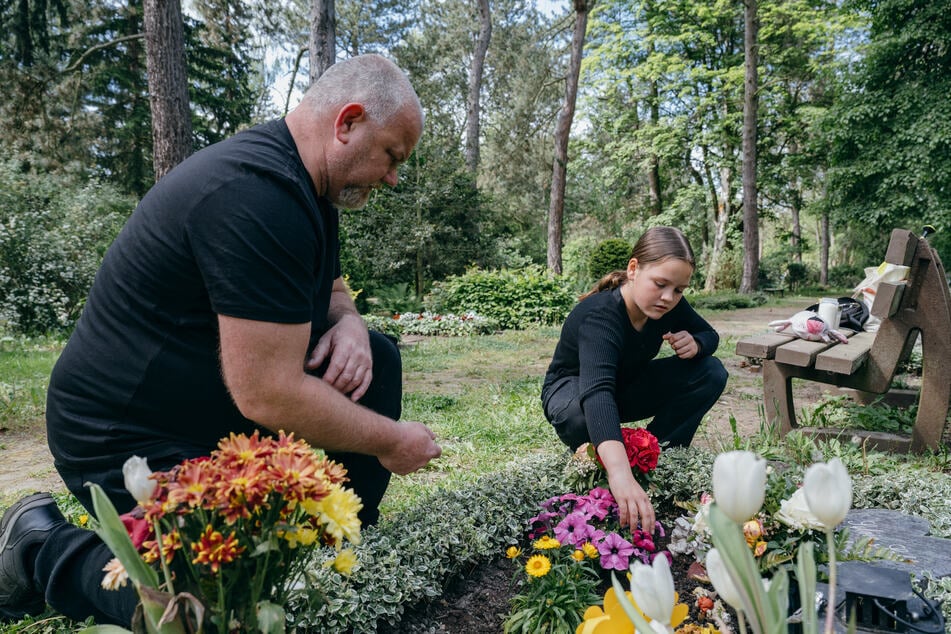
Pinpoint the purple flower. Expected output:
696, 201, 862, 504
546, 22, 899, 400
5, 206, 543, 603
597, 532, 635, 571
554, 511, 596, 547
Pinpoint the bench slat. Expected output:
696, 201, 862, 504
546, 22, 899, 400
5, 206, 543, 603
814, 331, 876, 374
773, 329, 856, 367
735, 333, 796, 359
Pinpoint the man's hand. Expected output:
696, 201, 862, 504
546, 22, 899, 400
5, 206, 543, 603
377, 421, 442, 475
306, 313, 372, 401
662, 330, 698, 359
598, 440, 656, 532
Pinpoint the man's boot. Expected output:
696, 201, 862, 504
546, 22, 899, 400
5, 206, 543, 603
0, 492, 64, 621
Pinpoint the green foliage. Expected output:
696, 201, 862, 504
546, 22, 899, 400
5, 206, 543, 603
425, 266, 576, 330
823, 0, 951, 266
827, 264, 863, 290
363, 312, 499, 338
289, 453, 567, 632
587, 238, 631, 279
688, 292, 768, 311
0, 163, 131, 335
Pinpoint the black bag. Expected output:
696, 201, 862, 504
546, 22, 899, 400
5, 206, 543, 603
805, 297, 870, 331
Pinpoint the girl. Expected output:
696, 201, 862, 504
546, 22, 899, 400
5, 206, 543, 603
541, 226, 727, 532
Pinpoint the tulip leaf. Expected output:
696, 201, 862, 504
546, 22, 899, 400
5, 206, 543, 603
79, 627, 134, 634
609, 572, 656, 634
88, 483, 160, 588
709, 503, 784, 634
255, 601, 286, 634
795, 542, 819, 634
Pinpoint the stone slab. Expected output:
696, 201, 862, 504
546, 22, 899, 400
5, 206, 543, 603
843, 508, 951, 579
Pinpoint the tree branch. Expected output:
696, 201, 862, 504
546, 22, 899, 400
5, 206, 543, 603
63, 33, 145, 73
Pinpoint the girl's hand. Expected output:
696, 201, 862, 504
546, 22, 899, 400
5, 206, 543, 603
598, 440, 656, 532
663, 330, 698, 359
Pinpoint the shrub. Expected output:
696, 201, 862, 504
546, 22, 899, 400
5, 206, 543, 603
363, 311, 499, 339
0, 164, 131, 335
827, 264, 863, 290
587, 238, 631, 280
688, 292, 767, 311
424, 266, 575, 330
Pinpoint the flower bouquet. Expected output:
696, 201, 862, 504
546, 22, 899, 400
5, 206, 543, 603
83, 430, 362, 634
565, 427, 661, 494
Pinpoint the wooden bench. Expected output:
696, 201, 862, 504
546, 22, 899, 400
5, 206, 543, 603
735, 229, 951, 452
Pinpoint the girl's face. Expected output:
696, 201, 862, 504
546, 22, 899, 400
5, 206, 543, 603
623, 257, 693, 323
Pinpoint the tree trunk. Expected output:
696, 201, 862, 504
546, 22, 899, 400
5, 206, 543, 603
143, 0, 192, 181
739, 0, 759, 293
820, 208, 830, 286
646, 0, 661, 216
465, 0, 492, 175
704, 164, 733, 292
547, 0, 590, 275
309, 0, 336, 85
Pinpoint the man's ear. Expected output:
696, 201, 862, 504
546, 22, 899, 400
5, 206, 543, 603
334, 103, 366, 143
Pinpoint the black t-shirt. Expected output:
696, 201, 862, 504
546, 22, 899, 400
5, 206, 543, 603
47, 119, 339, 468
541, 287, 719, 445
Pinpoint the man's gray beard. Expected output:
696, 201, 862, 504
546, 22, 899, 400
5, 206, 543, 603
335, 186, 371, 210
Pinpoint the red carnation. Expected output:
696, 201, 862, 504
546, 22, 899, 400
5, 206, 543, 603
622, 427, 660, 473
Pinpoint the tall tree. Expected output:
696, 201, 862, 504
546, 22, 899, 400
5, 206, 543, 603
547, 0, 591, 275
739, 0, 759, 293
825, 0, 951, 265
465, 0, 492, 174
143, 0, 192, 179
309, 0, 335, 83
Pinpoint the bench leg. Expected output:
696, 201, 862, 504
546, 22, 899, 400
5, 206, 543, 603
910, 340, 951, 452
762, 361, 797, 436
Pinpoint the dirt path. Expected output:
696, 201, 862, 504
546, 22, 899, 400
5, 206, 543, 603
0, 300, 835, 506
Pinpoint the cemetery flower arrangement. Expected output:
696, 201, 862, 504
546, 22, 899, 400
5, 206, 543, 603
88, 430, 362, 633
565, 427, 661, 494
668, 459, 837, 573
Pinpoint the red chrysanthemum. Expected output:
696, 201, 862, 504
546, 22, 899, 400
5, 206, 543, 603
191, 524, 245, 574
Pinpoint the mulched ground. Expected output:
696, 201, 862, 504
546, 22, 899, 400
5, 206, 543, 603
379, 506, 736, 633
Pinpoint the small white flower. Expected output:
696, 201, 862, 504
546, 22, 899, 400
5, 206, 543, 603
712, 451, 767, 523
803, 458, 852, 529
775, 488, 825, 532
122, 455, 156, 505
629, 554, 676, 626
705, 548, 743, 611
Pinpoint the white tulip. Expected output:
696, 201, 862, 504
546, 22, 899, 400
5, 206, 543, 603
705, 548, 744, 611
122, 456, 157, 505
803, 458, 852, 529
712, 451, 767, 523
629, 555, 675, 625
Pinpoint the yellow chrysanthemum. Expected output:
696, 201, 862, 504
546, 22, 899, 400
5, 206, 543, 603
525, 554, 552, 578
78, 514, 89, 527
582, 542, 599, 559
281, 526, 319, 549
331, 548, 357, 575
533, 535, 561, 550
506, 546, 522, 559
572, 549, 585, 562
310, 484, 363, 546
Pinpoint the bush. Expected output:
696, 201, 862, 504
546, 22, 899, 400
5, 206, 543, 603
827, 264, 863, 290
0, 163, 131, 335
363, 311, 499, 339
587, 238, 631, 279
424, 266, 575, 330
688, 291, 768, 311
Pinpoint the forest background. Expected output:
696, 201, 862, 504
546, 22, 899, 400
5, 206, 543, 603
1, 0, 949, 337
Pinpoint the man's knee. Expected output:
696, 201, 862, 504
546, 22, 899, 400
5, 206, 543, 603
362, 331, 402, 419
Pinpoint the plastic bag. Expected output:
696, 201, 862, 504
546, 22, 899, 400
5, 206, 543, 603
768, 310, 849, 343
804, 297, 870, 331
851, 262, 910, 332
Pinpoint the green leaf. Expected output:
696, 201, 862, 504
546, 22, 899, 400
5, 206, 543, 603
79, 626, 134, 634
256, 601, 286, 634
87, 483, 159, 588
795, 542, 819, 634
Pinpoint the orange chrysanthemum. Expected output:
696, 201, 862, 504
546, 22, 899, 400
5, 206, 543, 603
191, 524, 245, 574
216, 430, 275, 468
142, 529, 183, 565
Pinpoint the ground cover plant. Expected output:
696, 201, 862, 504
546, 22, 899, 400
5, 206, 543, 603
2, 301, 951, 632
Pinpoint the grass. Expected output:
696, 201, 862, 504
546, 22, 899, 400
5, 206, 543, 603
0, 335, 61, 433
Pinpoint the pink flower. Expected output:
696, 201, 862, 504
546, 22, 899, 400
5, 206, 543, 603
597, 532, 635, 571
554, 512, 596, 547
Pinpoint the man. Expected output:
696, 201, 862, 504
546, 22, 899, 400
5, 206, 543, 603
0, 53, 441, 625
